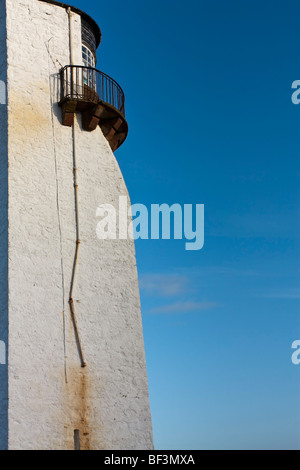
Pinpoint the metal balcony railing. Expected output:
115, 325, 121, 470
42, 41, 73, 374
60, 65, 126, 117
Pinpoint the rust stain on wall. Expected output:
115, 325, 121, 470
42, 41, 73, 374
63, 365, 93, 450
8, 87, 52, 143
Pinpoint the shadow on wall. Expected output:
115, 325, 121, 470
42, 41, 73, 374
50, 73, 63, 124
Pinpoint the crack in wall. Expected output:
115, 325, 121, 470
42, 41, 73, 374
47, 36, 67, 383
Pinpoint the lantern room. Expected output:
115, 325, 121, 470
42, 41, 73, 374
56, 2, 128, 151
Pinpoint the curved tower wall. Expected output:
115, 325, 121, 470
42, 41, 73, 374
0, 0, 153, 450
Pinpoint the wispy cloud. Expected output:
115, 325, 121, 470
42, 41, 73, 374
148, 301, 217, 315
139, 272, 217, 315
182, 266, 258, 277
140, 267, 254, 315
139, 273, 191, 297
221, 211, 300, 239
140, 268, 258, 298
261, 288, 300, 299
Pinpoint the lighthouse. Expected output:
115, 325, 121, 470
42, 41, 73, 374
0, 0, 153, 450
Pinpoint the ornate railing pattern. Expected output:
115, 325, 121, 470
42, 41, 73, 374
60, 65, 125, 116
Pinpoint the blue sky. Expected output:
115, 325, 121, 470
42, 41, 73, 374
71, 0, 300, 449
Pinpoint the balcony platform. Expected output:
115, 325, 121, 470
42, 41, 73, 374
59, 66, 128, 152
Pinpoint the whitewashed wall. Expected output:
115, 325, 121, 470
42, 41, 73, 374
0, 0, 8, 452
1, 0, 153, 450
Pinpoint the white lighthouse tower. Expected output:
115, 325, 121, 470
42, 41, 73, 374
0, 0, 153, 450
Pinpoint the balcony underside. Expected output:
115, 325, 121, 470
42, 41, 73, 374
59, 97, 128, 152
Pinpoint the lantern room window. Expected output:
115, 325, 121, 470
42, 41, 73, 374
82, 45, 95, 87
82, 18, 97, 66
81, 19, 97, 87
82, 45, 96, 68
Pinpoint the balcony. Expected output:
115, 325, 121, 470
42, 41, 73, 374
59, 65, 128, 151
